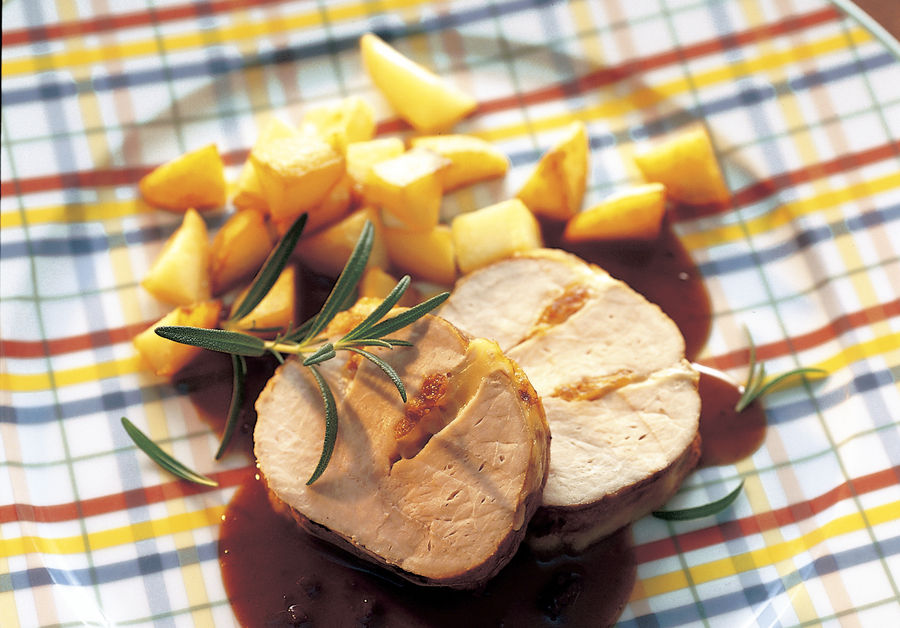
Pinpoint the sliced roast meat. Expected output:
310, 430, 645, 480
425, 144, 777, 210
441, 249, 700, 552
254, 303, 550, 588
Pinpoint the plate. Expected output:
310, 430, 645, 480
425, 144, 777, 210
2, 0, 899, 625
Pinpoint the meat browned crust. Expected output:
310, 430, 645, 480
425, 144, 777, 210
254, 305, 550, 588
441, 249, 701, 552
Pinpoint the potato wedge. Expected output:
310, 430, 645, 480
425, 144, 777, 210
272, 172, 354, 237
301, 96, 376, 154
383, 224, 456, 285
634, 126, 730, 205
364, 148, 449, 231
231, 265, 297, 334
517, 121, 588, 220
563, 183, 667, 242
345, 137, 405, 192
359, 266, 420, 306
360, 33, 476, 132
142, 208, 211, 305
139, 144, 226, 211
233, 117, 301, 211
297, 207, 389, 277
451, 199, 542, 274
209, 209, 275, 294
134, 300, 222, 376
250, 135, 345, 223
410, 135, 509, 191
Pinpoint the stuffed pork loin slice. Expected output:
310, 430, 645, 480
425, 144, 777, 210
254, 301, 550, 589
440, 249, 700, 553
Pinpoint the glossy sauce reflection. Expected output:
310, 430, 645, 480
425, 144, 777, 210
217, 219, 765, 626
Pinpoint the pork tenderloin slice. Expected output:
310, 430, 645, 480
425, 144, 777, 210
254, 310, 550, 589
438, 248, 598, 352
440, 249, 701, 552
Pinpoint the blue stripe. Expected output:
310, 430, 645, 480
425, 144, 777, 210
696, 204, 900, 277
618, 533, 900, 627
1, 0, 555, 107
0, 541, 219, 593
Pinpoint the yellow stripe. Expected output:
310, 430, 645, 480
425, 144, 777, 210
3, 28, 879, 231
0, 506, 224, 557
680, 171, 900, 251
2, 332, 896, 394
0, 356, 142, 392
0, 0, 432, 78
633, 499, 900, 600
0, 198, 147, 230
475, 28, 871, 143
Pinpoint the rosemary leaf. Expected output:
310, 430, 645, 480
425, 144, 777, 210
229, 213, 307, 322
362, 291, 449, 339
155, 326, 266, 357
215, 354, 246, 460
302, 221, 374, 343
342, 276, 411, 341
283, 318, 314, 343
121, 417, 218, 487
303, 343, 337, 366
736, 367, 827, 412
346, 347, 407, 402
306, 364, 338, 485
652, 480, 744, 521
735, 329, 827, 412
379, 339, 413, 347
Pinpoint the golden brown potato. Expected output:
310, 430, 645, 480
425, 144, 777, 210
297, 207, 389, 277
360, 33, 477, 132
250, 135, 345, 223
409, 135, 509, 191
634, 126, 730, 205
364, 148, 449, 231
133, 300, 222, 376
230, 265, 297, 334
564, 183, 667, 242
139, 144, 226, 211
301, 96, 376, 154
233, 117, 301, 211
451, 199, 542, 274
517, 121, 588, 220
142, 208, 211, 305
209, 209, 275, 294
383, 224, 456, 285
358, 266, 420, 306
345, 137, 405, 192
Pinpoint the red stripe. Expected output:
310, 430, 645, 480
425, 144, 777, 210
0, 466, 251, 525
699, 299, 900, 371
0, 321, 153, 359
0, 6, 842, 200
3, 462, 896, 570
635, 465, 900, 564
1, 0, 282, 47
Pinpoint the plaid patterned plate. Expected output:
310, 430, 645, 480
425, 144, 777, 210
2, 0, 899, 625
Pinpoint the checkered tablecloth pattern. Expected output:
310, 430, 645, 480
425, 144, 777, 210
2, 0, 899, 625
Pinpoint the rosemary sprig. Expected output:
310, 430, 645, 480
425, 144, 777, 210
121, 417, 218, 487
735, 330, 827, 412
652, 480, 744, 521
151, 218, 448, 484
